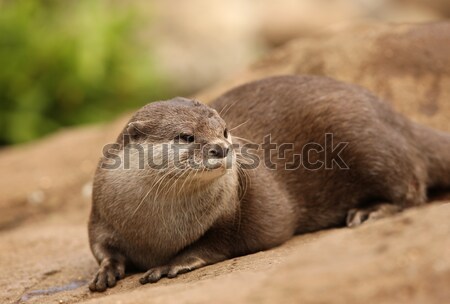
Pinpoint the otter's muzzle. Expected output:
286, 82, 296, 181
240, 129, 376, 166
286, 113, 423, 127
205, 143, 230, 159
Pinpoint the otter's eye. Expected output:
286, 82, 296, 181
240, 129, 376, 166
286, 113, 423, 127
224, 128, 228, 138
176, 133, 195, 143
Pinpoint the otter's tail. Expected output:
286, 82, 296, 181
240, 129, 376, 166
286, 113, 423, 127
413, 124, 450, 190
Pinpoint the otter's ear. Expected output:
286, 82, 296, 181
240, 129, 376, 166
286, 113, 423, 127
123, 121, 150, 146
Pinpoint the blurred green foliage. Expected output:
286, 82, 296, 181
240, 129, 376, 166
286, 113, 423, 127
0, 0, 170, 145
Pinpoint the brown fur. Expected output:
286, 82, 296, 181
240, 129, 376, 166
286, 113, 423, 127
88, 75, 450, 292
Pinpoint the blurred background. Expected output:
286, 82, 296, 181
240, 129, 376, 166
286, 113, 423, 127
1, 0, 449, 146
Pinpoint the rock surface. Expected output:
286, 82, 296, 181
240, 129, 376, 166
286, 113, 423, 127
1, 22, 450, 304
198, 22, 450, 133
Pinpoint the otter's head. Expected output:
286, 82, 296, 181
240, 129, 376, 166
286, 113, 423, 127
120, 97, 235, 186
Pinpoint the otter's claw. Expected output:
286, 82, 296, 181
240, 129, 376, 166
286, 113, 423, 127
89, 261, 125, 292
346, 204, 402, 227
139, 266, 169, 284
140, 257, 206, 284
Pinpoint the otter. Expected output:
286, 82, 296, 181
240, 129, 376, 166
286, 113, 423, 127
88, 75, 450, 292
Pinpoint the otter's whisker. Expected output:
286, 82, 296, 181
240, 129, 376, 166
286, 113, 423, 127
229, 120, 249, 132
232, 136, 258, 146
132, 167, 178, 217
221, 99, 239, 117
219, 103, 230, 116
131, 167, 172, 218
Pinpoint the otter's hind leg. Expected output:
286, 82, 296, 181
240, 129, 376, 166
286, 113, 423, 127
346, 167, 427, 228
346, 141, 429, 228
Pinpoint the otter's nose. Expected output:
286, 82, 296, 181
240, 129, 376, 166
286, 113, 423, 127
208, 144, 229, 159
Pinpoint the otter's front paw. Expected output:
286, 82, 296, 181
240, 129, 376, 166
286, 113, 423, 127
139, 256, 206, 284
89, 261, 125, 292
